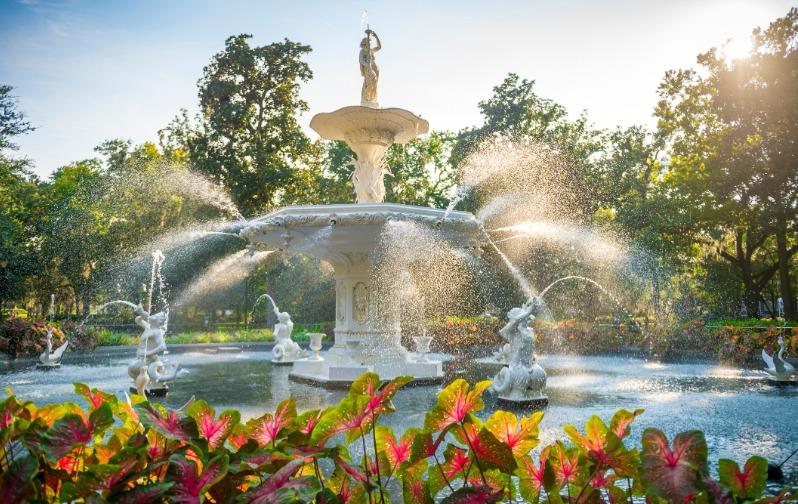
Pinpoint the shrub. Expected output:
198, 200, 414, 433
0, 317, 66, 358
0, 373, 794, 503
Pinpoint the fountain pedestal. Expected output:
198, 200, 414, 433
241, 203, 482, 387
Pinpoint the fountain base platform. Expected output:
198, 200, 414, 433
496, 396, 549, 410
36, 363, 61, 370
290, 355, 444, 389
130, 385, 169, 398
766, 377, 797, 386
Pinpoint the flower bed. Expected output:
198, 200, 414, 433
0, 317, 97, 358
1, 373, 795, 503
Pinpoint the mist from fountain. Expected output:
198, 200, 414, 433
174, 249, 272, 307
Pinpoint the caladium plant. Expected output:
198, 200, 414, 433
0, 373, 794, 503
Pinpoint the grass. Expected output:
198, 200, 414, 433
94, 323, 332, 346
706, 317, 798, 328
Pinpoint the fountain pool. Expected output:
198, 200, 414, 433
2, 346, 796, 481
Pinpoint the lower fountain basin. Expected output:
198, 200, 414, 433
240, 203, 484, 385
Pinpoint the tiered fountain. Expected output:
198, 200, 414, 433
241, 28, 484, 387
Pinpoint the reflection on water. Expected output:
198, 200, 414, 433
2, 350, 797, 478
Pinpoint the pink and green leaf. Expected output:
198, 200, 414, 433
135, 402, 196, 442
717, 456, 767, 500
609, 408, 644, 439
0, 455, 38, 504
167, 452, 229, 503
247, 397, 296, 447
485, 410, 542, 458
640, 428, 707, 503
439, 485, 503, 504
187, 399, 239, 450
424, 379, 491, 432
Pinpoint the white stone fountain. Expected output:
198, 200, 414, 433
241, 28, 484, 387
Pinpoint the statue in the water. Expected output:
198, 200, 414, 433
271, 303, 308, 364
38, 327, 69, 369
359, 29, 381, 107
127, 304, 187, 395
489, 298, 548, 407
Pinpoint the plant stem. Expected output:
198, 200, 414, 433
574, 464, 602, 503
360, 427, 374, 504
459, 423, 487, 486
625, 477, 633, 504
370, 414, 385, 504
433, 453, 456, 493
508, 471, 514, 503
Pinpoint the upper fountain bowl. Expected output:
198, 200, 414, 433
310, 106, 429, 147
240, 202, 484, 266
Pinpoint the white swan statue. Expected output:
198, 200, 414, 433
38, 328, 68, 368
762, 336, 796, 383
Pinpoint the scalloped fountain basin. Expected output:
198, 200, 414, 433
240, 203, 484, 386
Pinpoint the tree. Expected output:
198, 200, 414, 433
161, 36, 315, 215
0, 85, 39, 317
655, 8, 798, 318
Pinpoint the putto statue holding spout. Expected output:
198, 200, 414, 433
127, 304, 187, 396
489, 298, 548, 408
359, 29, 381, 107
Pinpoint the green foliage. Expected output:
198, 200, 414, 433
1, 373, 796, 503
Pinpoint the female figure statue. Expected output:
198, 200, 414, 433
359, 29, 381, 107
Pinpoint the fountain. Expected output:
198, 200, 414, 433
241, 28, 485, 386
762, 336, 797, 384
253, 294, 307, 364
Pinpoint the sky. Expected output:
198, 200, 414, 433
1, 0, 795, 178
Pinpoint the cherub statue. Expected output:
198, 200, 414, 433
359, 29, 381, 106
271, 304, 307, 364
127, 304, 186, 394
490, 298, 548, 406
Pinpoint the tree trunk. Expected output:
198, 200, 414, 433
775, 217, 796, 320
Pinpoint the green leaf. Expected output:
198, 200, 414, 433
640, 428, 707, 502
424, 379, 491, 432
717, 456, 767, 500
485, 410, 542, 458
439, 485, 503, 504
0, 455, 39, 504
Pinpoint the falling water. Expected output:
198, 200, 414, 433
174, 250, 272, 306
252, 293, 278, 320
538, 275, 636, 323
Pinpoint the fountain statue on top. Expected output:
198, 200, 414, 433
241, 26, 484, 386
489, 298, 548, 408
762, 335, 796, 384
127, 304, 188, 396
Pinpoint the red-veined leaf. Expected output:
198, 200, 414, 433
439, 485, 503, 504
167, 452, 229, 504
43, 403, 113, 460
187, 399, 239, 450
134, 402, 196, 442
0, 455, 38, 504
374, 425, 416, 471
459, 422, 516, 473
424, 379, 491, 432
546, 440, 584, 490
718, 456, 767, 500
609, 408, 644, 439
402, 459, 433, 504
247, 397, 296, 447
516, 454, 546, 503
310, 396, 372, 445
485, 410, 542, 458
640, 428, 707, 503
111, 482, 175, 504
244, 456, 321, 504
